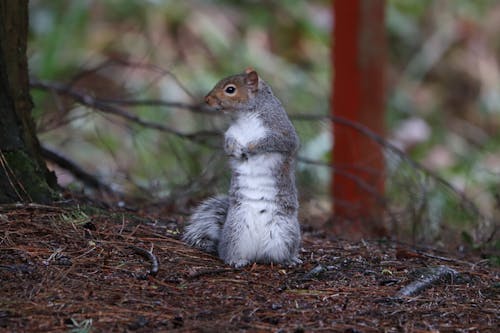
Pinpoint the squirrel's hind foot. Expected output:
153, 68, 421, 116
193, 238, 218, 254
230, 259, 251, 269
286, 257, 303, 267
227, 257, 302, 269
183, 236, 218, 254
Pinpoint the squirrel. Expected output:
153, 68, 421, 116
182, 69, 301, 268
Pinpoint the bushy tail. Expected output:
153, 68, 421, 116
182, 195, 229, 254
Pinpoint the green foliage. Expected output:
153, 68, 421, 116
29, 1, 91, 79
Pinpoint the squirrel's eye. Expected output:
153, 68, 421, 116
224, 85, 236, 95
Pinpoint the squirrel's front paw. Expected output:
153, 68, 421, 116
238, 147, 250, 160
225, 138, 248, 160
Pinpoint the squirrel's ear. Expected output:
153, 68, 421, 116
245, 69, 259, 91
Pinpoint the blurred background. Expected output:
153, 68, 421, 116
28, 0, 499, 253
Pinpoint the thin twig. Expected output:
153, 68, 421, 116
416, 251, 472, 266
0, 202, 66, 211
97, 97, 213, 114
108, 58, 198, 101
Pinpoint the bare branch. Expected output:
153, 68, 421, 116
40, 145, 115, 194
30, 78, 222, 145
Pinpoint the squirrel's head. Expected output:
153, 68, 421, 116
204, 68, 259, 113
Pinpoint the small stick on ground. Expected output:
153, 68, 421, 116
396, 265, 459, 297
128, 245, 159, 278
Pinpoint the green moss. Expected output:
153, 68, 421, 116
0, 150, 56, 203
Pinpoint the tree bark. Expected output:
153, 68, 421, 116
331, 0, 386, 237
0, 1, 57, 203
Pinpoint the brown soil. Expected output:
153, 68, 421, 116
0, 204, 498, 332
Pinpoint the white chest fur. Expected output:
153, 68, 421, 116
225, 113, 267, 146
225, 113, 288, 260
225, 113, 280, 204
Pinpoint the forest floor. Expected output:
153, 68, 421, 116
0, 202, 498, 332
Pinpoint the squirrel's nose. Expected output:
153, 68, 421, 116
205, 95, 217, 106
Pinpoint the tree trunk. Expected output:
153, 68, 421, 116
331, 0, 386, 237
0, 1, 57, 203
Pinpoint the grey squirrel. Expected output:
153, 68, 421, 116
182, 69, 301, 268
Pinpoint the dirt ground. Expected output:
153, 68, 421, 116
0, 203, 498, 332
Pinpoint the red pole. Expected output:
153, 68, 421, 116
332, 0, 386, 237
